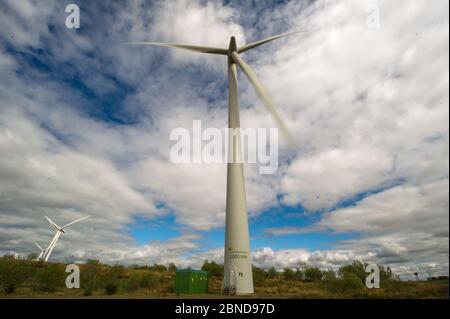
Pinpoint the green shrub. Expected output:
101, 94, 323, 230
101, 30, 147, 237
3, 282, 16, 294
304, 267, 323, 282
84, 287, 93, 296
339, 260, 367, 283
379, 265, 397, 285
252, 266, 267, 286
283, 268, 296, 280
338, 260, 398, 289
0, 256, 24, 294
341, 273, 365, 292
105, 281, 119, 295
81, 261, 102, 293
322, 270, 337, 281
322, 271, 365, 295
168, 263, 177, 272
122, 273, 142, 292
149, 264, 167, 272
295, 269, 304, 280
110, 265, 125, 278
35, 264, 65, 292
267, 267, 278, 278
0, 257, 29, 293
201, 260, 223, 277
140, 272, 160, 290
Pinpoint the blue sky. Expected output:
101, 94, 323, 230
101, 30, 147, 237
0, 0, 448, 278
130, 204, 357, 251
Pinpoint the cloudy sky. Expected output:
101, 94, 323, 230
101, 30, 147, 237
0, 0, 448, 279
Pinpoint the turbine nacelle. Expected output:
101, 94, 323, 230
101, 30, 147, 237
45, 216, 65, 233
227, 36, 238, 65
228, 36, 237, 52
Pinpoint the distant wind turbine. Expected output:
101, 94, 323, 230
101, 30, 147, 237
130, 30, 304, 294
34, 242, 46, 261
41, 215, 90, 262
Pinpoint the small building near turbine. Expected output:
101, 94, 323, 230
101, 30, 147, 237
174, 269, 208, 294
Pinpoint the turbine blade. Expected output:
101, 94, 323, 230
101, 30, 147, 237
34, 242, 43, 251
62, 215, 90, 229
231, 52, 295, 146
128, 42, 228, 55
238, 30, 307, 54
45, 216, 61, 231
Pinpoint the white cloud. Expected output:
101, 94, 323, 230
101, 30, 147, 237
151, 0, 245, 48
282, 147, 394, 210
318, 179, 449, 236
148, 0, 245, 68
251, 247, 362, 271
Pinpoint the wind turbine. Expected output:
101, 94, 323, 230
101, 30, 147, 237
130, 31, 302, 294
34, 242, 46, 261
42, 215, 90, 262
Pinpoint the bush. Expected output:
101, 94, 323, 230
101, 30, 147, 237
202, 261, 223, 277
81, 261, 102, 294
122, 273, 142, 292
295, 269, 304, 280
338, 260, 398, 289
168, 263, 177, 272
252, 266, 267, 286
267, 267, 278, 278
283, 268, 296, 280
3, 282, 16, 294
121, 271, 160, 292
84, 287, 93, 296
380, 265, 397, 284
105, 281, 119, 295
322, 270, 337, 281
304, 267, 322, 282
341, 273, 365, 292
149, 264, 167, 272
140, 272, 159, 290
339, 260, 366, 283
0, 258, 24, 293
322, 271, 365, 295
35, 264, 65, 292
110, 265, 125, 278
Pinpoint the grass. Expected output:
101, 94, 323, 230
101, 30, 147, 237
0, 256, 448, 299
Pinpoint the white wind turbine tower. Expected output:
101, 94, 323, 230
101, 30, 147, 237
42, 215, 90, 262
130, 31, 303, 294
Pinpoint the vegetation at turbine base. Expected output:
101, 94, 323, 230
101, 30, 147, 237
0, 256, 448, 298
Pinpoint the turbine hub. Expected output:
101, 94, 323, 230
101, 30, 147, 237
228, 36, 237, 52
228, 36, 238, 64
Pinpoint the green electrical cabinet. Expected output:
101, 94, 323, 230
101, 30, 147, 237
174, 269, 209, 294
